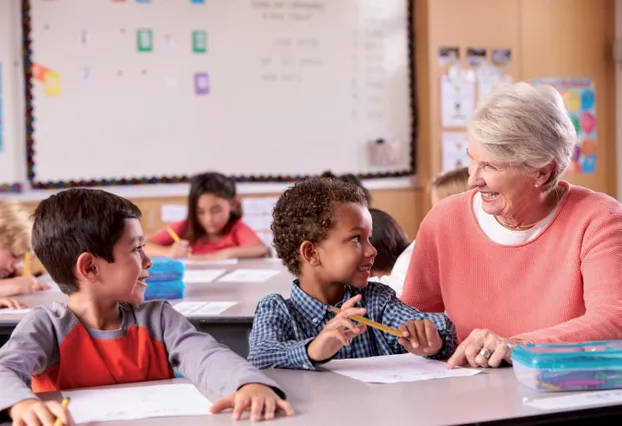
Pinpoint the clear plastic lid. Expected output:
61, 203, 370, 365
511, 341, 622, 370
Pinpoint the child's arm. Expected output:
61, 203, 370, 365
159, 301, 284, 396
248, 295, 317, 370
145, 221, 190, 258
0, 276, 49, 297
380, 287, 457, 359
248, 295, 366, 369
0, 309, 69, 424
198, 242, 268, 260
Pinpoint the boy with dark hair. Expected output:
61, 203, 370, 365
248, 178, 456, 370
0, 188, 293, 424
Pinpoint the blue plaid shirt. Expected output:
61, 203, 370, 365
248, 280, 457, 370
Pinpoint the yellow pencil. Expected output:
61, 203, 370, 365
53, 397, 71, 426
166, 227, 192, 256
328, 306, 403, 337
166, 226, 181, 242
23, 250, 31, 277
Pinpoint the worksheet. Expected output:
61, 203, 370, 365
323, 353, 481, 383
217, 268, 281, 283
62, 384, 213, 423
173, 301, 238, 316
182, 269, 227, 283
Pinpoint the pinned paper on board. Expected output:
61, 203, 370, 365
466, 47, 486, 67
194, 72, 209, 95
441, 132, 470, 172
44, 71, 61, 96
491, 48, 511, 66
438, 46, 459, 66
441, 67, 475, 127
192, 30, 207, 53
137, 29, 153, 52
477, 64, 512, 102
533, 78, 596, 174
31, 63, 50, 82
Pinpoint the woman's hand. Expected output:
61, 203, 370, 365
447, 328, 517, 369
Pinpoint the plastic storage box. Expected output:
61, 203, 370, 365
144, 257, 186, 301
511, 341, 622, 392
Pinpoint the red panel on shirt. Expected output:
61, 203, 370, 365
32, 324, 173, 392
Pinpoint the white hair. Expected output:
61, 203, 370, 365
467, 81, 576, 190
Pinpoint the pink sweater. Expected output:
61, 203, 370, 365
401, 183, 622, 344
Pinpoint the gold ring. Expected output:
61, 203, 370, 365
478, 347, 492, 359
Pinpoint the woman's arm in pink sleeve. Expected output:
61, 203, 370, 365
512, 207, 622, 344
400, 221, 445, 313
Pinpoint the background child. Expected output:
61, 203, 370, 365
368, 167, 470, 296
0, 189, 293, 424
0, 200, 49, 300
248, 177, 456, 370
146, 172, 268, 260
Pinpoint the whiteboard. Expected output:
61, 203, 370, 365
0, 0, 23, 192
26, 0, 414, 186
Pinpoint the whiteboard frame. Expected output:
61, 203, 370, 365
21, 0, 418, 190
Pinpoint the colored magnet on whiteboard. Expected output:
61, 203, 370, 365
192, 31, 207, 53
44, 71, 61, 96
32, 63, 50, 82
194, 72, 209, 95
191, 0, 205, 3
137, 29, 153, 52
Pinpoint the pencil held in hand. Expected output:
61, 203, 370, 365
23, 250, 31, 277
53, 397, 71, 426
328, 306, 402, 337
166, 227, 181, 242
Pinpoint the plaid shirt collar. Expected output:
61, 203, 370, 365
290, 280, 361, 325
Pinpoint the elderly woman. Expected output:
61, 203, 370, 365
401, 82, 621, 369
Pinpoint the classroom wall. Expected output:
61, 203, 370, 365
417, 0, 617, 205
10, 0, 619, 240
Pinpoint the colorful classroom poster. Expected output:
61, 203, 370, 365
137, 29, 153, 52
194, 72, 209, 95
440, 74, 475, 127
192, 31, 207, 53
0, 64, 3, 152
534, 78, 596, 174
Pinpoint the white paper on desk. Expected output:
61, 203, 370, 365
62, 383, 212, 423
173, 301, 237, 316
181, 258, 239, 266
0, 308, 33, 315
523, 390, 622, 411
183, 269, 226, 283
323, 353, 481, 383
217, 268, 280, 283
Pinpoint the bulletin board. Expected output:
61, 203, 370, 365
22, 0, 416, 189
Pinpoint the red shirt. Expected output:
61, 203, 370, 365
149, 219, 261, 255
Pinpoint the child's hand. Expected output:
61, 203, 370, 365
9, 398, 74, 426
210, 383, 294, 422
0, 297, 26, 309
168, 240, 190, 258
397, 319, 443, 356
12, 276, 49, 294
306, 295, 367, 362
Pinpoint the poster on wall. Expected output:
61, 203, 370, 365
533, 78, 596, 174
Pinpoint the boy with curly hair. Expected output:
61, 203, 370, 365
248, 177, 456, 370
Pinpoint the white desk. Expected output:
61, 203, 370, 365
0, 259, 294, 357
13, 368, 622, 426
